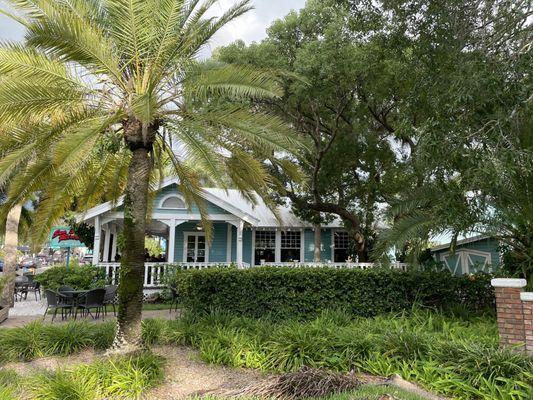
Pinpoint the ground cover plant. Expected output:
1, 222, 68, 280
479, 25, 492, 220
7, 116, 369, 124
0, 352, 164, 400
196, 385, 428, 400
169, 267, 495, 319
0, 309, 530, 399
142, 310, 532, 400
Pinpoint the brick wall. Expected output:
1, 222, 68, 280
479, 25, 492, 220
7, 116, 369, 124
491, 278, 532, 355
520, 292, 533, 355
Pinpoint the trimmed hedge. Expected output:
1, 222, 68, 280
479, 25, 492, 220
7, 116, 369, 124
171, 267, 495, 319
34, 264, 106, 291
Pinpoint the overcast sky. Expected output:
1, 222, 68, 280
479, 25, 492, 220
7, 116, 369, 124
0, 0, 306, 54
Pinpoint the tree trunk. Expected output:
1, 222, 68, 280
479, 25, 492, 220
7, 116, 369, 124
313, 225, 321, 262
112, 122, 153, 352
1, 204, 22, 308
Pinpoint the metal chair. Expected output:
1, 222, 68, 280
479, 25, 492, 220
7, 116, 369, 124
57, 285, 75, 304
75, 288, 106, 320
43, 290, 72, 321
103, 285, 118, 316
14, 276, 30, 302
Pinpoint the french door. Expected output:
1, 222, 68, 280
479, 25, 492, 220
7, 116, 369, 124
184, 233, 208, 262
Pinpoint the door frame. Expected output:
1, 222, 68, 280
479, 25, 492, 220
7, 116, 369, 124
183, 231, 209, 262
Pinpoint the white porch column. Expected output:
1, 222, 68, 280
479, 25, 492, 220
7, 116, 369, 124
251, 228, 256, 266
300, 228, 305, 262
168, 219, 176, 263
236, 220, 244, 266
92, 216, 101, 265
102, 225, 111, 262
275, 229, 281, 263
226, 223, 232, 263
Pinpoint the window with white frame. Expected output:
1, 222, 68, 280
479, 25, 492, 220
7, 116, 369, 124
161, 195, 185, 209
281, 230, 301, 262
333, 231, 350, 262
254, 230, 276, 265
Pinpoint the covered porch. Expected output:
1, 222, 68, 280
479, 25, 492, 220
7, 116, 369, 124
91, 216, 248, 266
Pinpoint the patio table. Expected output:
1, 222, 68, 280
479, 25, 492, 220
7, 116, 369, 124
59, 290, 88, 319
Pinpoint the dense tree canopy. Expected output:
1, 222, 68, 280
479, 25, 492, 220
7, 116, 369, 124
215, 0, 532, 271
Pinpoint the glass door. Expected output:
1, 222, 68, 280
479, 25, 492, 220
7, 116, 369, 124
185, 234, 207, 262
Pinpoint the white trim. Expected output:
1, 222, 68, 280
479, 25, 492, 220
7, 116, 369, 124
236, 220, 244, 265
275, 229, 281, 263
182, 231, 209, 263
103, 212, 240, 222
520, 292, 533, 302
168, 219, 176, 263
300, 228, 305, 263
226, 224, 232, 263
92, 216, 101, 265
491, 278, 527, 288
431, 235, 491, 252
158, 193, 186, 209
80, 177, 260, 225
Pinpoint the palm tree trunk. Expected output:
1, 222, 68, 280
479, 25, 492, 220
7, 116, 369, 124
112, 126, 152, 351
1, 204, 22, 308
313, 225, 321, 262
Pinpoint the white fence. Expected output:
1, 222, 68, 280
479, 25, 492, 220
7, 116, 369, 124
97, 262, 250, 288
97, 261, 408, 288
259, 261, 408, 270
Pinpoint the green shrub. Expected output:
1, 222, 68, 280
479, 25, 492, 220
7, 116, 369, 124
28, 352, 164, 400
0, 322, 115, 363
162, 310, 532, 400
170, 267, 494, 319
34, 264, 106, 291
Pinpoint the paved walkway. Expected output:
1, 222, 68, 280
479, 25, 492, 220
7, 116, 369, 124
1, 296, 175, 328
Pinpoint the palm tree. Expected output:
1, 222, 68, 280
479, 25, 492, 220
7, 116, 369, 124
0, 0, 297, 351
0, 204, 21, 308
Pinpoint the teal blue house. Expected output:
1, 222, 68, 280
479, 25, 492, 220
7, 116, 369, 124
82, 178, 347, 267
431, 235, 501, 275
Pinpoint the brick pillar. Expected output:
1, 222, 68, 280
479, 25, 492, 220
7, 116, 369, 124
520, 292, 533, 356
491, 278, 526, 350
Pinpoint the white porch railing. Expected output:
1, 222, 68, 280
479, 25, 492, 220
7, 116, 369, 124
259, 261, 408, 270
97, 261, 408, 288
97, 262, 250, 288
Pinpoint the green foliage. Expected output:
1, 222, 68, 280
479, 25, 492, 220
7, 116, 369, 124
168, 267, 495, 320
27, 352, 164, 400
0, 311, 529, 399
0, 0, 299, 246
215, 0, 533, 266
0, 322, 115, 363
33, 264, 106, 291
0, 275, 6, 298
144, 237, 163, 258
150, 310, 531, 400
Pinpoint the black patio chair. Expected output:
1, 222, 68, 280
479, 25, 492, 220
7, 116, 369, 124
75, 288, 106, 320
14, 276, 29, 302
58, 285, 75, 304
23, 275, 41, 301
43, 290, 72, 322
169, 286, 179, 314
103, 285, 118, 316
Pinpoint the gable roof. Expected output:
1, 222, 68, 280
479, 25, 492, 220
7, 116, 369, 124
430, 235, 492, 252
80, 177, 343, 228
